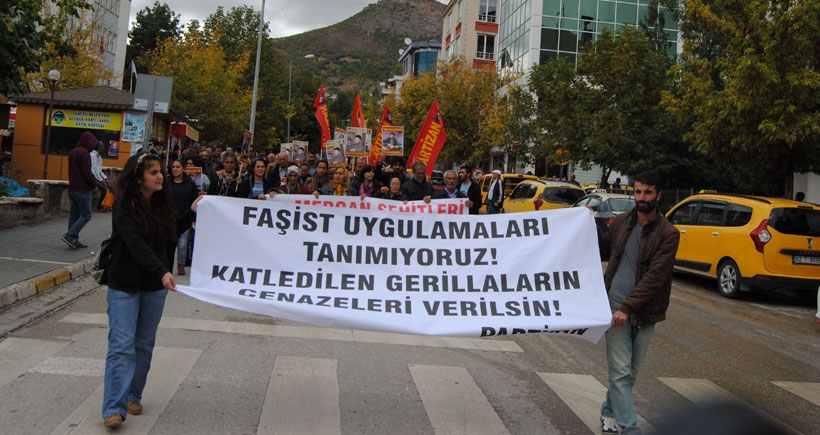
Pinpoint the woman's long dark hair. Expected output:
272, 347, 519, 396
356, 164, 376, 184
115, 153, 176, 243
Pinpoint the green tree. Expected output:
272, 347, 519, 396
124, 1, 181, 90
521, 57, 593, 174
201, 6, 322, 151
149, 26, 252, 148
666, 0, 820, 197
578, 28, 672, 181
1, 0, 91, 97
394, 58, 512, 168
28, 20, 116, 91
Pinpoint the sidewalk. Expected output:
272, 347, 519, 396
0, 209, 112, 309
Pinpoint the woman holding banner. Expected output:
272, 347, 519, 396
313, 160, 331, 190
102, 153, 179, 429
238, 158, 279, 199
377, 176, 409, 202
348, 164, 382, 198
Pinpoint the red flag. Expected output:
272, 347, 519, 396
351, 94, 366, 128
407, 101, 446, 176
367, 105, 393, 165
313, 86, 331, 152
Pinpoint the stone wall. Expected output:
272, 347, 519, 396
0, 168, 120, 230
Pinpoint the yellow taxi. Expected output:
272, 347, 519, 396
477, 173, 538, 214
503, 179, 585, 213
665, 193, 820, 299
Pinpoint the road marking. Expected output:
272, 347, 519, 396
658, 377, 802, 434
657, 377, 743, 407
60, 313, 522, 352
258, 357, 341, 435
30, 356, 105, 377
537, 373, 654, 434
0, 337, 69, 389
0, 256, 73, 265
410, 364, 510, 435
772, 381, 820, 407
50, 347, 201, 435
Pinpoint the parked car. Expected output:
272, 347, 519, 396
503, 180, 585, 213
665, 193, 820, 299
573, 192, 636, 227
477, 173, 538, 213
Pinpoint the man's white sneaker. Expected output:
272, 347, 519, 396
601, 415, 620, 433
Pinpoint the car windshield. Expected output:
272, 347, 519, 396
542, 187, 585, 204
609, 198, 636, 212
768, 207, 820, 236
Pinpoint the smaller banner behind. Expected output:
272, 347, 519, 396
178, 196, 612, 342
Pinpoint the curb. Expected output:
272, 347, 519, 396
0, 258, 94, 310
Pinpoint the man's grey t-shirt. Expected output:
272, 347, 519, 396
608, 223, 643, 313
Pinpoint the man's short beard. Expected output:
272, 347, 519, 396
636, 200, 657, 213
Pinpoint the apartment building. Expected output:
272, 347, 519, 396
60, 0, 130, 89
440, 0, 499, 70
497, 0, 679, 74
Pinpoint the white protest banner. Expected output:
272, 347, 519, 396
177, 195, 612, 343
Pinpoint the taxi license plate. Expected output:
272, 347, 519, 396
793, 255, 820, 265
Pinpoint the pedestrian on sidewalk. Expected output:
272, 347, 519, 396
102, 153, 179, 429
91, 140, 111, 212
61, 131, 99, 250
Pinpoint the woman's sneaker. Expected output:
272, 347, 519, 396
60, 236, 78, 250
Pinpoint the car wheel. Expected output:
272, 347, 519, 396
717, 259, 741, 298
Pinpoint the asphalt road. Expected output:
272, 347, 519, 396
0, 272, 817, 434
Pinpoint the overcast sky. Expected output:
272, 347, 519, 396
129, 0, 448, 38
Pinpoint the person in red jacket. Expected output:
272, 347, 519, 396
61, 132, 99, 249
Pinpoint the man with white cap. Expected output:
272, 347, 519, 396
485, 169, 504, 214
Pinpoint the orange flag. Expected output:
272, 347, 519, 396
351, 94, 366, 128
313, 86, 331, 152
367, 105, 392, 165
407, 101, 446, 176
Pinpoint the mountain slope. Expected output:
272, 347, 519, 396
272, 0, 446, 91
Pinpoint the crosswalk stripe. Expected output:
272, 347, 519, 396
30, 356, 105, 377
537, 373, 654, 434
258, 357, 341, 435
59, 312, 522, 352
772, 381, 820, 407
410, 364, 510, 435
658, 377, 803, 435
49, 347, 201, 435
0, 337, 69, 389
657, 377, 741, 407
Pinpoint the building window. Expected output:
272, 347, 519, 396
414, 50, 438, 76
476, 34, 496, 60
479, 0, 497, 22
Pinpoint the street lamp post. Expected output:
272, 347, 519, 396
286, 54, 314, 142
248, 0, 266, 144
42, 69, 61, 179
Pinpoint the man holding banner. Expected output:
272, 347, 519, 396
597, 171, 679, 435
